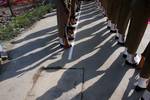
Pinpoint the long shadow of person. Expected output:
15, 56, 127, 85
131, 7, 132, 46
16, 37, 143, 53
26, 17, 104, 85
0, 25, 62, 82
36, 25, 122, 100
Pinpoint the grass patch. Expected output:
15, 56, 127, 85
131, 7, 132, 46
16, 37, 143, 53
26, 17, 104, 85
0, 4, 53, 41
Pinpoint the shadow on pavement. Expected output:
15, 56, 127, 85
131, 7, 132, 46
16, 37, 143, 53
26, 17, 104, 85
0, 23, 63, 82
0, 1, 142, 100
36, 1, 141, 100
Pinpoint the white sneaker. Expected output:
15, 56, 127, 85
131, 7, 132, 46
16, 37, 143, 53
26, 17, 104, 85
111, 23, 115, 31
118, 33, 125, 43
126, 53, 136, 65
134, 54, 142, 65
137, 77, 149, 89
107, 20, 111, 28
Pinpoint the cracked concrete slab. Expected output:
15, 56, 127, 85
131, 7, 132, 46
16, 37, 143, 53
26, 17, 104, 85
25, 69, 83, 100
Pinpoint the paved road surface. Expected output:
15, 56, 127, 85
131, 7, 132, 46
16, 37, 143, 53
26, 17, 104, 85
0, 1, 150, 100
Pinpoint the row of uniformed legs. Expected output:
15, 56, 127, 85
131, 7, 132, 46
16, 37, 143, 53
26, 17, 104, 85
116, 1, 150, 99
107, 0, 149, 67
97, 0, 150, 99
56, 0, 81, 49
56, 0, 150, 98
125, 0, 150, 65
99, 0, 149, 65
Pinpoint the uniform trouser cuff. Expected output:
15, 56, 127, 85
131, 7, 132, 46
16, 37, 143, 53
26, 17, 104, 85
134, 54, 142, 65
118, 33, 125, 43
107, 20, 111, 27
126, 53, 135, 64
138, 77, 149, 88
111, 23, 116, 31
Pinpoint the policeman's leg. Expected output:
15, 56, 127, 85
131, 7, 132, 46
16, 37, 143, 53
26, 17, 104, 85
125, 0, 149, 65
56, 5, 72, 48
135, 58, 150, 91
117, 0, 132, 45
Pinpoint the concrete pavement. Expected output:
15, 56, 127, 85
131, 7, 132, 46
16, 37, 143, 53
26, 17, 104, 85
0, 1, 150, 100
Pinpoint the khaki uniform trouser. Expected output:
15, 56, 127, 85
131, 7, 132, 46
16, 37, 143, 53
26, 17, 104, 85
107, 0, 113, 20
71, 0, 76, 17
110, 0, 122, 24
56, 0, 71, 39
140, 42, 150, 78
140, 42, 150, 91
100, 0, 107, 10
117, 0, 133, 35
125, 0, 150, 54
